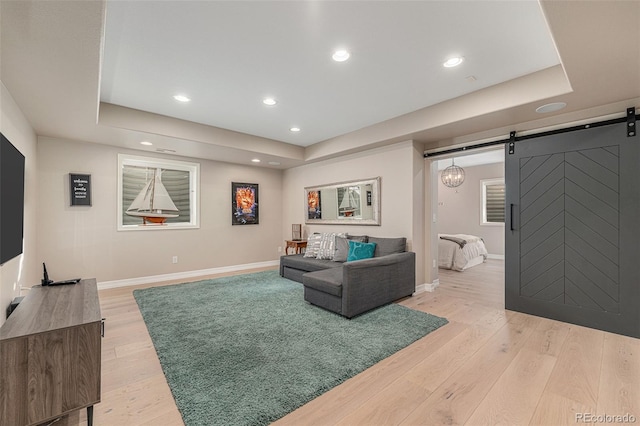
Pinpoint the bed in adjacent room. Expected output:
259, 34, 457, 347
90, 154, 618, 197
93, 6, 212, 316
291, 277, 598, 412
438, 233, 488, 271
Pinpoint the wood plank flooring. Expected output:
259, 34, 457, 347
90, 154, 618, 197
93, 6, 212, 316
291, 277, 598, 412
59, 260, 639, 425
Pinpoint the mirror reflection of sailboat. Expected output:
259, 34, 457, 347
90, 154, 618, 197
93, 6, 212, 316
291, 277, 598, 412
126, 168, 179, 224
339, 187, 359, 217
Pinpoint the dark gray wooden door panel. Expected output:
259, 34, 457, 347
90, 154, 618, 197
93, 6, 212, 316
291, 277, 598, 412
520, 242, 564, 286
505, 122, 639, 338
521, 227, 564, 274
520, 188, 563, 232
565, 211, 618, 263
565, 196, 618, 245
521, 261, 564, 298
564, 179, 618, 228
520, 154, 564, 204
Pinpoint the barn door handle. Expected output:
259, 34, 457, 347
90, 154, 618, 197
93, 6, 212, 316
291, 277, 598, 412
510, 204, 515, 231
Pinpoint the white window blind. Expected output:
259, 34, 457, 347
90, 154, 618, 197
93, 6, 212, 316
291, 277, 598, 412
485, 184, 505, 222
122, 167, 191, 226
481, 178, 505, 225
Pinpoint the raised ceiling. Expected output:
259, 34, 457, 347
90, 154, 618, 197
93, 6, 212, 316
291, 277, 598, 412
100, 1, 559, 147
1, 1, 638, 168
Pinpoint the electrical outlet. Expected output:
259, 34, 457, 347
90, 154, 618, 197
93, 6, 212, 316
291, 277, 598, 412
433, 259, 436, 268
172, 256, 178, 264
277, 246, 282, 253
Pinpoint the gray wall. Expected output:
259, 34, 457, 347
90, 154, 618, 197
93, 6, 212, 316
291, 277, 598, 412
282, 141, 431, 287
437, 162, 505, 256
36, 137, 284, 283
0, 82, 39, 327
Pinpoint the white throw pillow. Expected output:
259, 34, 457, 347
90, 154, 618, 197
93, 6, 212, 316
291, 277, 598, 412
316, 232, 347, 260
303, 233, 323, 258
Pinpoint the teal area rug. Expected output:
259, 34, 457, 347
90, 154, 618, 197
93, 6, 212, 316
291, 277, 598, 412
133, 270, 448, 426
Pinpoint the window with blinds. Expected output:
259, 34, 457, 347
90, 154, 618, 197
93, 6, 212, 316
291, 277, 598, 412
122, 166, 191, 226
117, 154, 200, 230
481, 178, 505, 225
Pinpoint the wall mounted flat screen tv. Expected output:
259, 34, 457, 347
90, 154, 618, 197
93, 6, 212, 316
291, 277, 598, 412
0, 132, 25, 265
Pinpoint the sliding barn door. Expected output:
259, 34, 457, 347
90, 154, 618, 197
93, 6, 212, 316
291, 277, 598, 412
505, 122, 640, 338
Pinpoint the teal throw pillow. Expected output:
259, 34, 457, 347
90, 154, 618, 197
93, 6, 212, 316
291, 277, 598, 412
347, 240, 377, 262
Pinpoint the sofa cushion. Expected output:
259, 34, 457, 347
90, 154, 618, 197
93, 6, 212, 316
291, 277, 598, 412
280, 254, 341, 273
303, 233, 322, 258
333, 235, 368, 262
347, 241, 377, 262
303, 268, 343, 297
316, 232, 347, 260
368, 237, 406, 257
281, 266, 307, 283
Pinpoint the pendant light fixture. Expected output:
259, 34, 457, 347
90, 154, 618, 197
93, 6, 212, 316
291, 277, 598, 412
441, 159, 465, 188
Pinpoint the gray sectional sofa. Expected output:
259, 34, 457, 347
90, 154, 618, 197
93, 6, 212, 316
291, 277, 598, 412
279, 235, 415, 318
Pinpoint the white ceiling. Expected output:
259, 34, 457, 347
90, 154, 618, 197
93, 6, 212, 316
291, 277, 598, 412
1, 1, 639, 168
100, 1, 560, 147
436, 149, 504, 171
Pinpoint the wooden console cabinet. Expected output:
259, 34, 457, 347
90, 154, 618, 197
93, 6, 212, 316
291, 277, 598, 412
0, 279, 102, 426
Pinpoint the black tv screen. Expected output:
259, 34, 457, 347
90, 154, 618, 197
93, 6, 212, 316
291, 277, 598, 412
0, 132, 25, 265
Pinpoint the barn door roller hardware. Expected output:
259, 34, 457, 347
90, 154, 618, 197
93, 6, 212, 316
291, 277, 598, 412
508, 131, 516, 155
424, 107, 639, 159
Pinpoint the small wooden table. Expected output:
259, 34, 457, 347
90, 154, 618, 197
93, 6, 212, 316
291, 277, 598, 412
285, 240, 307, 255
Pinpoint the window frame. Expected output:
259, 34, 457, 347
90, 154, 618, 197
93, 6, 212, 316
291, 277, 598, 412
480, 177, 505, 226
117, 154, 200, 231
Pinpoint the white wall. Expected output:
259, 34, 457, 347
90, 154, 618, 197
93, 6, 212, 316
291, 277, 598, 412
425, 160, 439, 287
36, 137, 284, 283
282, 141, 428, 286
437, 162, 505, 256
0, 82, 38, 327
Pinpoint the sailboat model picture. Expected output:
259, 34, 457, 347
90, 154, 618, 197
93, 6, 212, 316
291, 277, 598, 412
126, 168, 179, 224
339, 187, 359, 217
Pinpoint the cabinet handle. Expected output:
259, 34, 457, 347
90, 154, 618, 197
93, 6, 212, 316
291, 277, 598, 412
101, 318, 105, 337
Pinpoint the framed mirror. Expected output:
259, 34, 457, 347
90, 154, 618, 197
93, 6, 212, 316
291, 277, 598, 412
305, 177, 381, 225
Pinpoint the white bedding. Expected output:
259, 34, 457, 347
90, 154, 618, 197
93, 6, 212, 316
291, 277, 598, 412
438, 233, 488, 271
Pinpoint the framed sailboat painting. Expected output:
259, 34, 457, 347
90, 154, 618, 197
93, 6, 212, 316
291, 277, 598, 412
117, 154, 200, 230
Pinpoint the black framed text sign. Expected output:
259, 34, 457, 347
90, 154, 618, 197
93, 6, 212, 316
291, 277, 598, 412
70, 173, 91, 206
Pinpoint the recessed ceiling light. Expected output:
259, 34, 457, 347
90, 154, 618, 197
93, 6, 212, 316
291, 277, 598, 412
173, 94, 191, 102
251, 158, 261, 163
443, 57, 464, 68
332, 49, 350, 62
535, 102, 567, 113
290, 127, 301, 132
263, 98, 277, 106
140, 141, 153, 146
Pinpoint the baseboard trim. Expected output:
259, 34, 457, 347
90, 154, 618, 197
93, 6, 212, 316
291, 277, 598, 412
414, 278, 440, 294
487, 254, 505, 260
97, 260, 280, 290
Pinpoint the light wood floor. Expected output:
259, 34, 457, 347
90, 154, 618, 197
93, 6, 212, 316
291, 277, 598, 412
62, 260, 639, 425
